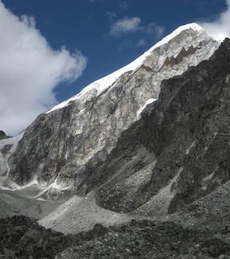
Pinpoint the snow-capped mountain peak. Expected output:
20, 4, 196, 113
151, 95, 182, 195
47, 23, 206, 114
8, 22, 220, 199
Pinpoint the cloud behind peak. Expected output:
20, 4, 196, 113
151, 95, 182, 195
200, 0, 230, 40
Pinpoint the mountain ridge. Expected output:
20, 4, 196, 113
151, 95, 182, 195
2, 38, 230, 259
6, 23, 219, 194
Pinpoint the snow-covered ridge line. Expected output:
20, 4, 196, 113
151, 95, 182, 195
47, 23, 203, 114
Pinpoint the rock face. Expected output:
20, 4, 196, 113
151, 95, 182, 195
93, 38, 230, 215
8, 24, 219, 195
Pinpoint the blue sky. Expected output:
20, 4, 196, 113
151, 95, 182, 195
0, 0, 229, 135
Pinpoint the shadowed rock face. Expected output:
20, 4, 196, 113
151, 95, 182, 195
93, 38, 230, 214
0, 131, 7, 140
8, 27, 218, 193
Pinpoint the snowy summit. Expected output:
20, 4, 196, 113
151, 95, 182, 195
47, 23, 205, 114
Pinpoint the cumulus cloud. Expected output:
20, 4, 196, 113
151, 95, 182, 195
110, 16, 164, 39
200, 0, 230, 40
0, 2, 87, 136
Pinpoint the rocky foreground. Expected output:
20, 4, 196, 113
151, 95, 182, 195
0, 215, 230, 259
2, 182, 230, 259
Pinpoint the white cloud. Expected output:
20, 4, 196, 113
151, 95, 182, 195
200, 0, 230, 40
0, 2, 87, 136
110, 16, 164, 40
110, 17, 141, 37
